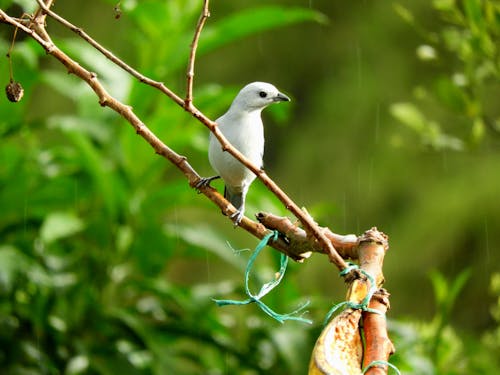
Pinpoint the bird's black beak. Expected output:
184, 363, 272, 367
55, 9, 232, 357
274, 92, 290, 102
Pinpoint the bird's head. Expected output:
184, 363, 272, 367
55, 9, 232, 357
231, 82, 290, 112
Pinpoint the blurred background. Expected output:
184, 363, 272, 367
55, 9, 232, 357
1, 0, 499, 374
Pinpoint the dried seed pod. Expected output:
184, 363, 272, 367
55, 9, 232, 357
5, 81, 24, 102
114, 1, 122, 19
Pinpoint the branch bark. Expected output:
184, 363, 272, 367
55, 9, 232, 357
257, 212, 360, 259
362, 290, 395, 375
355, 231, 394, 375
185, 0, 210, 108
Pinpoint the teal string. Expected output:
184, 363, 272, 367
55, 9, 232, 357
339, 262, 358, 277
362, 360, 401, 374
323, 263, 382, 326
214, 231, 312, 324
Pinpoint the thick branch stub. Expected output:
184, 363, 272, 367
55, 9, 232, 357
357, 230, 388, 288
256, 212, 359, 260
359, 227, 389, 251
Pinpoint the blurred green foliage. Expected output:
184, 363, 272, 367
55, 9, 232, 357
392, 0, 500, 149
0, 0, 499, 374
391, 270, 500, 374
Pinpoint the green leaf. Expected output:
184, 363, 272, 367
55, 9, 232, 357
433, 0, 456, 11
447, 269, 471, 309
430, 269, 471, 319
471, 117, 485, 143
0, 245, 50, 290
429, 270, 448, 308
0, 245, 30, 290
390, 102, 426, 132
198, 6, 328, 55
391, 102, 465, 150
393, 3, 415, 24
0, 0, 37, 12
66, 355, 89, 374
40, 211, 85, 244
431, 132, 464, 151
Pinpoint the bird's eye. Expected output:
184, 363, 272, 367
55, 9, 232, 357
259, 91, 267, 98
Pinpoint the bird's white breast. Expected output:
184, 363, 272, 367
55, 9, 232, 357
209, 110, 264, 191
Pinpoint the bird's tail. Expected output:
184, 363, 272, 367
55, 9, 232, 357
224, 186, 243, 211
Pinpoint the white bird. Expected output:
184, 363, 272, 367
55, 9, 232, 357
197, 82, 290, 225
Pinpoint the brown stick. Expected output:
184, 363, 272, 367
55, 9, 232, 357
357, 228, 388, 286
256, 212, 359, 259
354, 230, 393, 375
185, 0, 210, 108
362, 290, 395, 375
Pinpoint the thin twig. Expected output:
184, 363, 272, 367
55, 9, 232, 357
185, 0, 210, 109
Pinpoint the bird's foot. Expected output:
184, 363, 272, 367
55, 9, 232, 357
229, 210, 244, 226
195, 175, 220, 192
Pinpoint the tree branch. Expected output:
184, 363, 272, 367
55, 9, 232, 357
26, 0, 348, 271
362, 290, 395, 375
0, 6, 300, 260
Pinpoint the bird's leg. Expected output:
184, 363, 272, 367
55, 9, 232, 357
195, 175, 220, 191
229, 186, 248, 226
229, 207, 244, 226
